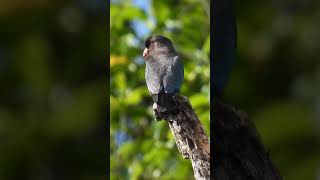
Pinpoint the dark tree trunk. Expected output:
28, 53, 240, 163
212, 101, 282, 180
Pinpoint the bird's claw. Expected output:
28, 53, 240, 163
153, 109, 162, 121
153, 103, 162, 121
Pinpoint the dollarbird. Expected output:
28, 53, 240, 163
143, 34, 184, 113
213, 0, 236, 97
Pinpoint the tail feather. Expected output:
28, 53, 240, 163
151, 91, 174, 107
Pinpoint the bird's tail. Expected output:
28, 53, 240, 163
151, 91, 178, 113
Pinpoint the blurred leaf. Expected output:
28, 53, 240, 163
118, 142, 135, 160
110, 55, 129, 67
202, 35, 210, 55
254, 100, 313, 146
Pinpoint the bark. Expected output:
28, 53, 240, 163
153, 95, 281, 180
154, 94, 210, 180
212, 100, 282, 180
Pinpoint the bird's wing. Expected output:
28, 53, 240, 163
163, 55, 184, 93
212, 0, 236, 97
145, 57, 162, 94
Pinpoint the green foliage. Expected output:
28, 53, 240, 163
110, 0, 210, 179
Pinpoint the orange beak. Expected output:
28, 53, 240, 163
143, 48, 149, 58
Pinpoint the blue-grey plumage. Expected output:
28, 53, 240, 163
163, 55, 184, 94
143, 35, 184, 108
212, 0, 236, 97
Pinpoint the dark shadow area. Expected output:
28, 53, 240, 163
0, 1, 108, 179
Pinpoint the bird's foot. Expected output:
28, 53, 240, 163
153, 103, 162, 121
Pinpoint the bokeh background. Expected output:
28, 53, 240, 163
1, 0, 319, 179
110, 0, 210, 179
0, 0, 108, 179
111, 0, 320, 179
223, 1, 320, 180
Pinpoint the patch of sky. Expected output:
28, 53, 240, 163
133, 56, 145, 65
131, 20, 150, 39
115, 130, 132, 147
131, 0, 156, 39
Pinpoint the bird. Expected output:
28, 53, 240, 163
213, 0, 236, 98
142, 34, 184, 114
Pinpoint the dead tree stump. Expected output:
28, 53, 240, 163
153, 94, 210, 180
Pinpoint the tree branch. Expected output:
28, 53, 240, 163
153, 94, 210, 180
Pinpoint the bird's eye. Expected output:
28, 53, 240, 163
145, 39, 151, 48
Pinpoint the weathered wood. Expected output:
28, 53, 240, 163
153, 94, 210, 180
212, 100, 282, 180
152, 95, 281, 180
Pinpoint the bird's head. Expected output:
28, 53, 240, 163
143, 34, 175, 60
